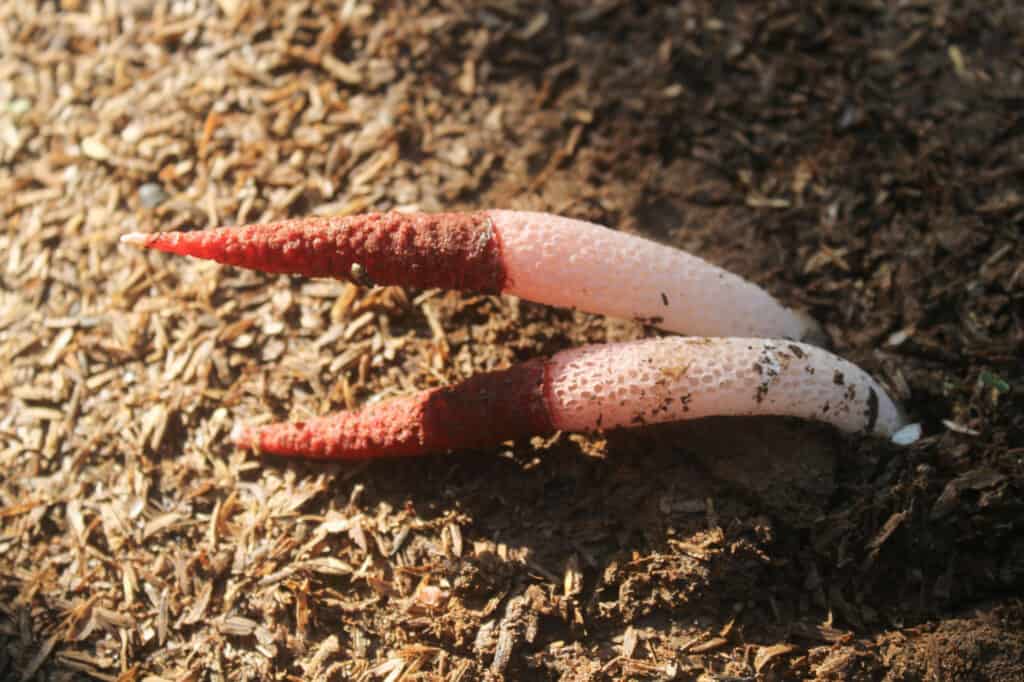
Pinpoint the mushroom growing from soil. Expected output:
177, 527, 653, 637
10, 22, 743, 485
123, 210, 909, 458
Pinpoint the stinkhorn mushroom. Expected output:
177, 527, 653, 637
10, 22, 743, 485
123, 210, 909, 458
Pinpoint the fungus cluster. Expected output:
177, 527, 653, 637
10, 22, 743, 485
124, 210, 910, 458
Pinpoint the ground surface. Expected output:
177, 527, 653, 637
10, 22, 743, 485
1, 1, 1022, 680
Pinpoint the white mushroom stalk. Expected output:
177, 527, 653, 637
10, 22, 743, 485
545, 337, 904, 437
489, 211, 825, 342
123, 209, 908, 459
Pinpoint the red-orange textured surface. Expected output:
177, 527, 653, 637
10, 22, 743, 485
421, 358, 553, 452
234, 393, 436, 458
236, 359, 553, 458
140, 212, 506, 292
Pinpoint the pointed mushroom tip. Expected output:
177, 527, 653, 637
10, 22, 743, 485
120, 232, 150, 247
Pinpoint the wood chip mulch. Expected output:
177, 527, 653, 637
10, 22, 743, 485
1, 2, 1022, 680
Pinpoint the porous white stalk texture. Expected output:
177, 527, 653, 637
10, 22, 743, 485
545, 337, 906, 437
490, 210, 820, 341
